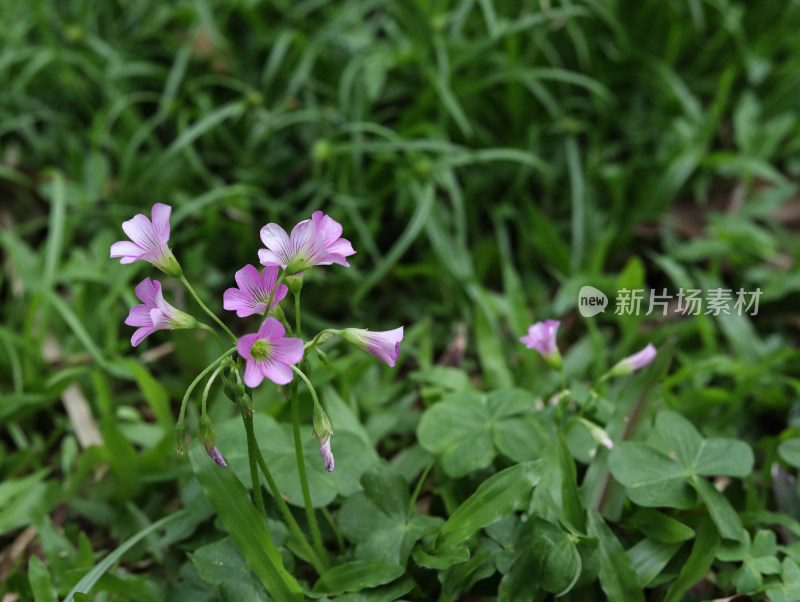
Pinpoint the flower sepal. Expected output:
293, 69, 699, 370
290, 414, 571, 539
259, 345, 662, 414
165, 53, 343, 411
155, 248, 183, 279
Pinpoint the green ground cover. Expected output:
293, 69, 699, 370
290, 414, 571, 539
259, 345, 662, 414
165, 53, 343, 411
2, 0, 800, 600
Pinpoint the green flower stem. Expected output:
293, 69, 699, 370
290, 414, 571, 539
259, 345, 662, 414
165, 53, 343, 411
407, 461, 434, 522
178, 348, 237, 424
320, 508, 345, 554
198, 323, 226, 352
242, 408, 267, 518
294, 289, 301, 336
179, 275, 237, 343
289, 366, 327, 566
247, 438, 326, 575
201, 364, 225, 415
303, 329, 339, 352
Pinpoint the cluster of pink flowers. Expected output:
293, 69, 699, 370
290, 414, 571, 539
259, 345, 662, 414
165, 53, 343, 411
520, 318, 657, 451
111, 204, 404, 471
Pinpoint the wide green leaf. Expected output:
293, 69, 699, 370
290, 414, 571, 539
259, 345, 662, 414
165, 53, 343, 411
188, 442, 303, 602
437, 460, 546, 549
312, 561, 405, 596
417, 389, 550, 477
664, 520, 719, 602
215, 413, 379, 507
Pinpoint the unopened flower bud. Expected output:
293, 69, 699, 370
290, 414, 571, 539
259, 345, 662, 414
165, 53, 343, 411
315, 347, 329, 365
175, 418, 186, 454
197, 414, 217, 451
312, 402, 334, 472
205, 446, 228, 468
287, 274, 304, 295
607, 343, 657, 378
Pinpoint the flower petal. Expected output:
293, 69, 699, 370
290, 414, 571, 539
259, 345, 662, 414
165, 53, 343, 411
311, 211, 343, 247
260, 358, 293, 385
237, 333, 261, 360
134, 278, 159, 305
131, 326, 154, 347
258, 249, 282, 267
243, 358, 265, 387
150, 203, 172, 242
270, 336, 304, 365
122, 214, 160, 250
260, 223, 292, 265
234, 264, 264, 301
110, 240, 143, 259
125, 305, 152, 327
257, 316, 286, 340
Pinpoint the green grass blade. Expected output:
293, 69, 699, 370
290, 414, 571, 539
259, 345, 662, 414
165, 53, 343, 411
63, 511, 186, 602
188, 442, 303, 602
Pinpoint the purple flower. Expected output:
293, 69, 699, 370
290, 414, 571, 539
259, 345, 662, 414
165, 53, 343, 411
223, 264, 288, 318
258, 211, 355, 275
124, 278, 197, 347
610, 343, 657, 376
319, 438, 334, 472
110, 203, 181, 276
237, 317, 304, 387
519, 320, 561, 357
206, 446, 228, 468
341, 327, 403, 367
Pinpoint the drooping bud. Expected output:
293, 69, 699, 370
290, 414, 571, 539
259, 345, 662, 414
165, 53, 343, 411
175, 418, 186, 454
198, 415, 227, 468
312, 401, 334, 473
197, 414, 217, 451
315, 347, 329, 366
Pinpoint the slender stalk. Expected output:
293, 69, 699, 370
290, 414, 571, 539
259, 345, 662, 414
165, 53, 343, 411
407, 461, 434, 522
288, 370, 327, 566
201, 364, 225, 415
180, 275, 237, 342
242, 409, 267, 517
251, 442, 326, 574
178, 348, 236, 423
320, 508, 345, 554
198, 323, 226, 352
304, 328, 339, 351
294, 290, 301, 336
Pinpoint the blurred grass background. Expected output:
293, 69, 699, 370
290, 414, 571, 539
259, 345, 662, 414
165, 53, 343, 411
2, 0, 800, 598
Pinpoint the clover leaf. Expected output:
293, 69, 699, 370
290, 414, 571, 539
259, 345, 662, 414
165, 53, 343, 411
337, 464, 442, 565
417, 388, 552, 478
608, 410, 754, 540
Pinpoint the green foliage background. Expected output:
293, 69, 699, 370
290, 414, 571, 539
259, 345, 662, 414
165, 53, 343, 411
2, 0, 800, 600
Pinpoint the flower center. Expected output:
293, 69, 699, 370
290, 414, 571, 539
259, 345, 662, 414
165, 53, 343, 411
251, 339, 271, 360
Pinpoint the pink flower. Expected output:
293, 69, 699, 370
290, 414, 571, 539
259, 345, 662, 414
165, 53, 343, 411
520, 320, 562, 370
610, 343, 657, 376
341, 327, 403, 367
110, 203, 181, 276
258, 211, 355, 275
125, 278, 197, 347
237, 317, 304, 387
319, 438, 334, 472
520, 320, 560, 356
223, 264, 288, 318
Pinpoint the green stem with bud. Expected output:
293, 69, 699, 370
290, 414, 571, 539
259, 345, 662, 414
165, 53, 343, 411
288, 365, 327, 567
243, 415, 326, 574
177, 348, 237, 433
